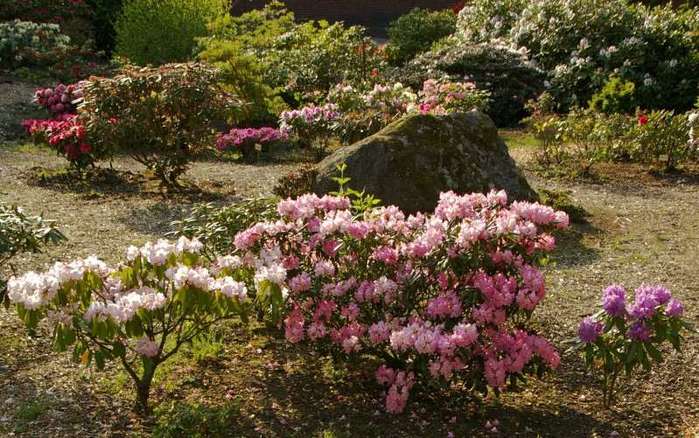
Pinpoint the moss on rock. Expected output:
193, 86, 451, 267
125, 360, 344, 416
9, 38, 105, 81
313, 110, 536, 213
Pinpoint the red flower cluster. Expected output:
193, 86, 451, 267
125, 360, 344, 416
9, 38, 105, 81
637, 114, 649, 126
22, 115, 91, 162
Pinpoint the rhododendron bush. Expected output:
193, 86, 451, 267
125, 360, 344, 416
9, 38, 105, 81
526, 100, 699, 174
21, 81, 106, 169
216, 127, 287, 162
326, 80, 491, 143
413, 78, 490, 116
7, 237, 252, 414
456, 0, 699, 111
0, 20, 72, 69
0, 19, 102, 81
0, 203, 65, 305
575, 284, 693, 407
235, 190, 569, 413
79, 63, 240, 187
279, 103, 340, 154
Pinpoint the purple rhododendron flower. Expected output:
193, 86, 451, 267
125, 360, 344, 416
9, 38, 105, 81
578, 316, 603, 343
650, 285, 672, 305
601, 284, 626, 317
629, 285, 660, 319
627, 321, 651, 342
665, 298, 684, 317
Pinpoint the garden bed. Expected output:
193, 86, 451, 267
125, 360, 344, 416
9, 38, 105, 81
1, 138, 697, 437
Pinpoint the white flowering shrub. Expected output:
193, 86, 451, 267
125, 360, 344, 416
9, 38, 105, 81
689, 110, 699, 152
7, 237, 252, 414
0, 203, 65, 305
0, 20, 72, 69
456, 0, 699, 111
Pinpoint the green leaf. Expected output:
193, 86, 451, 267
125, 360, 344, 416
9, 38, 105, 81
95, 350, 106, 370
644, 342, 663, 363
112, 341, 126, 358
269, 282, 283, 325
125, 316, 144, 337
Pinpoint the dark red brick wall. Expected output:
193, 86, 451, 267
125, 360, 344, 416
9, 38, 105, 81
231, 0, 459, 36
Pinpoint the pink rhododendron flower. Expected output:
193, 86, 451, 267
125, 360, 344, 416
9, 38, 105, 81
135, 337, 159, 358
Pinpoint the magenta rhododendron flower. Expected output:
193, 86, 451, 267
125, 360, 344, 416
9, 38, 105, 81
627, 321, 651, 341
33, 82, 83, 118
216, 127, 286, 151
22, 114, 93, 164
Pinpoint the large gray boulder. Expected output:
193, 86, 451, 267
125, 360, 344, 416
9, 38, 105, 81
313, 110, 536, 213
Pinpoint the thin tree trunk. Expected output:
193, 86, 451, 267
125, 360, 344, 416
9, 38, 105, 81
134, 364, 156, 415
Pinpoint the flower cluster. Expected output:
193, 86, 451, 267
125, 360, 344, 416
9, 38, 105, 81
33, 82, 83, 117
364, 82, 418, 114
215, 127, 286, 162
279, 104, 340, 136
326, 79, 492, 143
6, 237, 248, 319
688, 111, 699, 153
279, 103, 340, 150
235, 190, 568, 413
22, 114, 93, 165
7, 236, 251, 413
325, 83, 366, 113
576, 283, 692, 406
413, 78, 491, 115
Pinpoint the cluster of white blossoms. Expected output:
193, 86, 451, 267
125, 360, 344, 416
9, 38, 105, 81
7, 271, 59, 310
213, 277, 248, 301
126, 236, 204, 265
7, 256, 110, 310
688, 111, 699, 152
252, 245, 287, 288
165, 265, 214, 291
7, 237, 250, 323
84, 287, 167, 323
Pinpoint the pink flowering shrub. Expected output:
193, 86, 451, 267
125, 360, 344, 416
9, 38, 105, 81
364, 83, 418, 115
216, 127, 287, 162
575, 284, 694, 406
7, 237, 252, 414
279, 103, 340, 154
22, 114, 99, 168
414, 78, 491, 115
22, 82, 102, 169
235, 189, 569, 413
33, 82, 83, 117
326, 80, 491, 143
